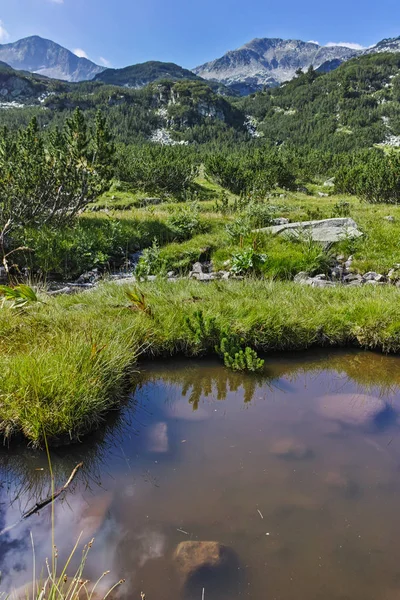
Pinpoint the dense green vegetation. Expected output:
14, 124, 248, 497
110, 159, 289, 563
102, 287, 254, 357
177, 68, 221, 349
4, 280, 400, 446
3, 50, 400, 446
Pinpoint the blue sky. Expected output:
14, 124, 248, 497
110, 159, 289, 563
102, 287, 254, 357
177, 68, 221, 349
1, 0, 400, 69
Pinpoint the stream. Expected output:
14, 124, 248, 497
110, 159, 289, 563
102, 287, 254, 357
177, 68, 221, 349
1, 350, 400, 599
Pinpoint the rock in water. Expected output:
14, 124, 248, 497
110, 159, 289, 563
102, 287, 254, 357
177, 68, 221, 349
256, 218, 363, 244
317, 394, 386, 426
270, 438, 313, 460
174, 541, 239, 595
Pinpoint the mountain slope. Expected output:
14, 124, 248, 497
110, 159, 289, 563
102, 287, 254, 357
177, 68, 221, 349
94, 61, 200, 87
194, 38, 361, 94
0, 36, 105, 82
237, 52, 400, 151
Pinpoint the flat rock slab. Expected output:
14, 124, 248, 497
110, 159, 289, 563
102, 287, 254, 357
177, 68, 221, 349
257, 218, 363, 243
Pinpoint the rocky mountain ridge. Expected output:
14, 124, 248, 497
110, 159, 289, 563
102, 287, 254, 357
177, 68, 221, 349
0, 36, 105, 82
193, 36, 400, 94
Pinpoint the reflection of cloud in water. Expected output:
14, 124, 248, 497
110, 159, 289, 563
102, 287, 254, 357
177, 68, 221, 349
0, 492, 120, 595
165, 402, 209, 421
147, 423, 169, 453
136, 530, 166, 567
317, 394, 387, 426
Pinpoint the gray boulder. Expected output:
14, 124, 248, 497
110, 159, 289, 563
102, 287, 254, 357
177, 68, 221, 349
256, 218, 363, 244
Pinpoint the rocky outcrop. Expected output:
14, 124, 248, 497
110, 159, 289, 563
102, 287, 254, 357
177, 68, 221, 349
257, 217, 363, 244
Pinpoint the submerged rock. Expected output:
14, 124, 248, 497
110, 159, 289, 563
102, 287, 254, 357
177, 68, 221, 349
271, 438, 313, 460
174, 541, 239, 592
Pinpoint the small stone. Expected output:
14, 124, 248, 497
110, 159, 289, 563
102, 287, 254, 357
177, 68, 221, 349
344, 274, 362, 283
294, 271, 311, 283
318, 192, 329, 198
191, 262, 204, 274
311, 279, 336, 287
336, 255, 345, 262
384, 216, 395, 222
271, 217, 289, 225
313, 274, 328, 280
167, 271, 175, 278
363, 271, 380, 281
364, 280, 385, 286
331, 266, 344, 280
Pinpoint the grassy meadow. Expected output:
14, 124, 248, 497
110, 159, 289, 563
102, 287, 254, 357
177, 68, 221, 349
4, 176, 400, 446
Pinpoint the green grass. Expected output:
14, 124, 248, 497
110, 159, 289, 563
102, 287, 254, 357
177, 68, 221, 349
6, 179, 400, 446
3, 279, 400, 446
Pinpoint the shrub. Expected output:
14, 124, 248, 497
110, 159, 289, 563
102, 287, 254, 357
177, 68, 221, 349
117, 144, 198, 197
230, 247, 268, 275
335, 149, 400, 204
135, 238, 166, 278
166, 202, 204, 241
244, 201, 276, 228
216, 333, 265, 372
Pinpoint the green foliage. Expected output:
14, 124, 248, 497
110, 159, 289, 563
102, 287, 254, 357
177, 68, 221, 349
0, 110, 113, 247
335, 150, 400, 204
0, 284, 39, 309
215, 332, 264, 372
331, 200, 351, 217
117, 144, 198, 197
230, 247, 268, 275
125, 288, 151, 314
238, 53, 400, 153
244, 201, 276, 228
205, 149, 296, 196
135, 238, 166, 278
184, 309, 219, 348
225, 218, 252, 243
166, 202, 204, 241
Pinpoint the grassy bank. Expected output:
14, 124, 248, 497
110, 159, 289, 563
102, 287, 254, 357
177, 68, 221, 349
2, 279, 400, 446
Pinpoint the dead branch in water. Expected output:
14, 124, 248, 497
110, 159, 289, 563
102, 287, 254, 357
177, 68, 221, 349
22, 462, 84, 519
0, 462, 83, 536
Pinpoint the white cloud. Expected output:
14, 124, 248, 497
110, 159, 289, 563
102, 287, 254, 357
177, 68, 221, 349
308, 40, 320, 46
99, 56, 112, 68
48, 0, 64, 4
0, 20, 10, 42
325, 42, 366, 50
73, 48, 89, 59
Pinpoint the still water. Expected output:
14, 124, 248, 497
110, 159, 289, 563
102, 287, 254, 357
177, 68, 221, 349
2, 350, 400, 599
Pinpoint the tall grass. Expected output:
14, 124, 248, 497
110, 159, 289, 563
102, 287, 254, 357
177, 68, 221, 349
2, 279, 400, 446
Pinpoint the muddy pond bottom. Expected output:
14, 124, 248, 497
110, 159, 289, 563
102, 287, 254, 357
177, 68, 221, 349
2, 350, 400, 600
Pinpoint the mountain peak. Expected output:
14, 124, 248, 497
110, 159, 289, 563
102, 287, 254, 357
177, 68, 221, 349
193, 37, 361, 95
0, 35, 105, 82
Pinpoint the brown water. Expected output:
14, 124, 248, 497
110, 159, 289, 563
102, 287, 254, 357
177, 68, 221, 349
2, 350, 400, 599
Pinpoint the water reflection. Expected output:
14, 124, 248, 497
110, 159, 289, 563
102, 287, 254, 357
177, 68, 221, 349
1, 350, 400, 599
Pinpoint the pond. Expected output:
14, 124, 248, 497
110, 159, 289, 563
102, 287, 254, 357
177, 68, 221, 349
2, 350, 400, 600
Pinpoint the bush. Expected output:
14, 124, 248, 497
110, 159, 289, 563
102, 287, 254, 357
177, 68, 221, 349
335, 149, 400, 204
135, 238, 166, 278
117, 144, 198, 197
166, 202, 205, 241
